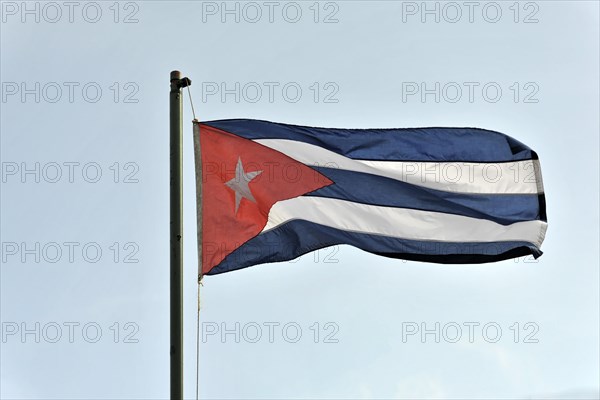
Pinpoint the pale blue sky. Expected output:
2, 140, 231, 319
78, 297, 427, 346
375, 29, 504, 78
1, 1, 599, 399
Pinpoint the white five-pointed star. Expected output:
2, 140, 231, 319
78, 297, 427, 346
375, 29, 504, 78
225, 157, 263, 214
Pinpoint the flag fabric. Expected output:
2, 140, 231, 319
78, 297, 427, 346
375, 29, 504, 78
193, 119, 547, 276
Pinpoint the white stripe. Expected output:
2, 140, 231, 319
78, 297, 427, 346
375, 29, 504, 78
262, 197, 547, 248
254, 139, 543, 194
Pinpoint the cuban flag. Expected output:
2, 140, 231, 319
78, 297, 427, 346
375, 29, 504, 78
193, 119, 547, 276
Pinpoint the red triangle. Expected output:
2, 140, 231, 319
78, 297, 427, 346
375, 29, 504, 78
199, 124, 333, 275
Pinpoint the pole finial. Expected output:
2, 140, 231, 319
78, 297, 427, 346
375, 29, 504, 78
171, 71, 191, 91
170, 70, 182, 81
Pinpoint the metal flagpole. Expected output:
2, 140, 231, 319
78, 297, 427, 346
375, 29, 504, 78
170, 70, 191, 400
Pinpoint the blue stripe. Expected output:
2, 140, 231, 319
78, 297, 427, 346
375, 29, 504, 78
307, 167, 543, 226
207, 220, 542, 275
201, 119, 534, 162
